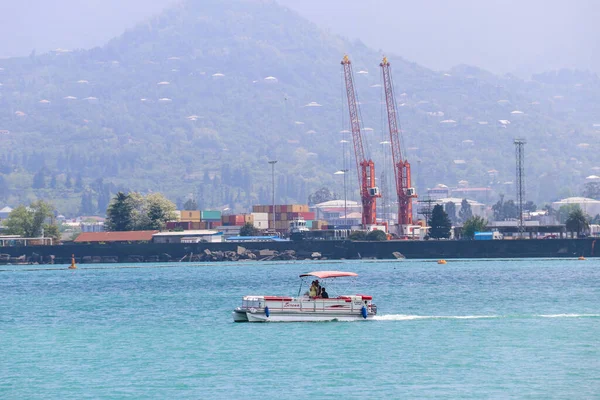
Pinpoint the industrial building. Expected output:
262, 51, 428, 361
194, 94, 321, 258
152, 230, 223, 243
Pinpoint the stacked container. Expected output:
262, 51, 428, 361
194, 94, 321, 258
251, 204, 312, 233
221, 214, 254, 226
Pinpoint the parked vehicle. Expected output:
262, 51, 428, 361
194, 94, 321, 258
474, 231, 503, 240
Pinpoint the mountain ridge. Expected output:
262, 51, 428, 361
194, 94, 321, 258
0, 0, 599, 216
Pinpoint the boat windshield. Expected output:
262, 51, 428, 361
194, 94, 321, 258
241, 298, 261, 309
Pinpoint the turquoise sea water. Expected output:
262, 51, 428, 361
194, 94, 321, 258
1, 259, 598, 399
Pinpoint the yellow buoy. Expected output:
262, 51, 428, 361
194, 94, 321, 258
438, 259, 447, 264
578, 256, 586, 260
69, 254, 77, 269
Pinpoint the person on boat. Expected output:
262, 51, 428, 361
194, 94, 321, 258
320, 287, 329, 299
309, 281, 318, 298
315, 280, 321, 296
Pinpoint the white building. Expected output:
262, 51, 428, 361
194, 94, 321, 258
552, 197, 600, 217
427, 184, 450, 200
0, 206, 13, 221
430, 197, 486, 220
215, 225, 242, 238
312, 200, 362, 225
152, 230, 223, 244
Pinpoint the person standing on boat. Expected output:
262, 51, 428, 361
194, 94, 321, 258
309, 281, 318, 298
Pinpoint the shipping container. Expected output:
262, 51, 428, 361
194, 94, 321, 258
228, 215, 244, 224
192, 222, 203, 230
289, 204, 309, 213
201, 210, 222, 221
288, 211, 316, 220
180, 210, 201, 222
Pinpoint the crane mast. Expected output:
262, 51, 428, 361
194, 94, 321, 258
380, 57, 416, 231
341, 55, 380, 227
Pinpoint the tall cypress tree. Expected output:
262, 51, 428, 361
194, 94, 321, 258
105, 192, 134, 231
458, 199, 473, 222
32, 170, 46, 189
65, 174, 73, 189
49, 174, 57, 189
75, 174, 84, 192
429, 204, 452, 239
0, 174, 8, 199
80, 191, 95, 216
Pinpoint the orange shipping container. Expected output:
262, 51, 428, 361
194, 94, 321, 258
180, 210, 201, 222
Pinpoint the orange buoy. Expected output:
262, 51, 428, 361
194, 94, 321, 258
578, 256, 586, 261
437, 259, 447, 264
69, 254, 77, 269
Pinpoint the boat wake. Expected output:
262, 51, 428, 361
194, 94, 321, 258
374, 313, 600, 321
373, 314, 498, 321
539, 314, 600, 318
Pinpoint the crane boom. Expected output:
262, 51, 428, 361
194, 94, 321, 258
341, 55, 380, 227
380, 57, 416, 231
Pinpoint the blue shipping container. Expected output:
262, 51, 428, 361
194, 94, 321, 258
474, 232, 493, 240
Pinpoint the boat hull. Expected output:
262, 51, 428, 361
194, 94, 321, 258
245, 311, 374, 322
232, 308, 249, 322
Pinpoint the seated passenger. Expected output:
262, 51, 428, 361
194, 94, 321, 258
315, 280, 321, 296
321, 287, 329, 299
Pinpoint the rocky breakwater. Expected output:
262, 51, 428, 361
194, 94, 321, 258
0, 246, 330, 265
0, 252, 55, 265
179, 247, 326, 262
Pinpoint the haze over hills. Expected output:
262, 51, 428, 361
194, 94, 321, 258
3, 0, 599, 76
1, 0, 599, 216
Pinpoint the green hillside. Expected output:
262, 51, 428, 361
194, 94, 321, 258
1, 0, 599, 216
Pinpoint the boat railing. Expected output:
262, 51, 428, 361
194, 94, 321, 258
242, 299, 262, 309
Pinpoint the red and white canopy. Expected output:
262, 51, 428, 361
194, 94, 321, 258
299, 271, 358, 279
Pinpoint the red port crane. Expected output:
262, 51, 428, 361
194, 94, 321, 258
380, 56, 416, 233
341, 55, 380, 227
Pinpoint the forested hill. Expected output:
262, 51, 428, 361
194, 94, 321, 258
1, 0, 599, 216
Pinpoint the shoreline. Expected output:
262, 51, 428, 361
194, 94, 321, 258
0, 238, 597, 265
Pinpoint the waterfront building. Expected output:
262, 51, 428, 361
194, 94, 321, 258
0, 206, 13, 221
552, 197, 600, 217
152, 230, 223, 243
74, 230, 158, 244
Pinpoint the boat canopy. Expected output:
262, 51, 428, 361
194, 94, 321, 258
299, 271, 358, 279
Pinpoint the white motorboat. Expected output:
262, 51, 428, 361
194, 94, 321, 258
232, 271, 377, 322
288, 216, 309, 234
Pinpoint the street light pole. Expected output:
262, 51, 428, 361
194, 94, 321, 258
268, 160, 277, 232
343, 169, 348, 222
335, 169, 349, 225
340, 137, 350, 226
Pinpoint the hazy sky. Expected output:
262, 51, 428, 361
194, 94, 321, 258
1, 0, 597, 76
279, 0, 600, 77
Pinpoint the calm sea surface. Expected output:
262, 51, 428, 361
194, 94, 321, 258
1, 259, 598, 399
